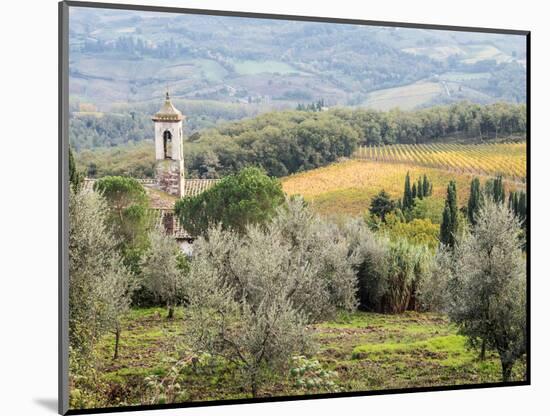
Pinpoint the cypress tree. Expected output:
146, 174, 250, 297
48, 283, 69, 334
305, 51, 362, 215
508, 192, 517, 215
440, 204, 452, 246
486, 175, 505, 204
69, 146, 83, 191
518, 191, 527, 225
440, 180, 458, 247
417, 177, 424, 199
412, 182, 417, 200
449, 181, 458, 222
484, 178, 493, 201
467, 177, 483, 225
509, 190, 527, 229
422, 174, 430, 197
403, 172, 413, 210
495, 176, 505, 204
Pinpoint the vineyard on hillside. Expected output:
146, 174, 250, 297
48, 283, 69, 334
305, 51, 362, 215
352, 142, 526, 182
282, 160, 525, 217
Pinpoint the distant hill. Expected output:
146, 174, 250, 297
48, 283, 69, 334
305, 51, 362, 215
69, 7, 526, 115
73, 103, 526, 184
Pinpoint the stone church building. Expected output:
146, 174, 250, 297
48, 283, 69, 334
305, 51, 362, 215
85, 92, 219, 253
152, 91, 219, 199
150, 92, 219, 252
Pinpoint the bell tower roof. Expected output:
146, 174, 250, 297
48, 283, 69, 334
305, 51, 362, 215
152, 91, 184, 122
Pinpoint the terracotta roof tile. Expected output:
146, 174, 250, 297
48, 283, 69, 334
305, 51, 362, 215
184, 179, 220, 197
80, 177, 219, 240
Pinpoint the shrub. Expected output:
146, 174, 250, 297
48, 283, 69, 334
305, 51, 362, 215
368, 190, 396, 221
383, 215, 440, 250
343, 219, 433, 312
289, 356, 340, 393
410, 197, 445, 224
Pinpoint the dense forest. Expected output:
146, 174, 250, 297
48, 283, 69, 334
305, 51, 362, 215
74, 101, 526, 179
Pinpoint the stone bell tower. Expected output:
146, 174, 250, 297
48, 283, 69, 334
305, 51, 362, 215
153, 91, 185, 197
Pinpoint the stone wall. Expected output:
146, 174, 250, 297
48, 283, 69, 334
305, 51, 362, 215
154, 120, 183, 161
156, 159, 184, 197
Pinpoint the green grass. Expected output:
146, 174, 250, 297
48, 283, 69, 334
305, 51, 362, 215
351, 334, 471, 363
74, 307, 525, 409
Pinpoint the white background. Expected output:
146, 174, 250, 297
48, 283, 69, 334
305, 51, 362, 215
0, 0, 547, 415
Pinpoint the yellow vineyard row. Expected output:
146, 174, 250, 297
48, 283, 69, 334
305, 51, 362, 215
352, 142, 527, 182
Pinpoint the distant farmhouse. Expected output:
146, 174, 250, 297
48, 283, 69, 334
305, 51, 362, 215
85, 92, 220, 252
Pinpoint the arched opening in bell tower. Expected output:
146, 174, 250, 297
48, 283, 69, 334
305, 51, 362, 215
163, 130, 173, 159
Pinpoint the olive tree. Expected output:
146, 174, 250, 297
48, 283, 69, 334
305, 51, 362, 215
447, 201, 527, 381
184, 198, 357, 397
140, 229, 186, 319
268, 198, 358, 320
69, 189, 135, 363
417, 247, 454, 312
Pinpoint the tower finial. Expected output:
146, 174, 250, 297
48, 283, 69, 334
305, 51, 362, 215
165, 88, 170, 101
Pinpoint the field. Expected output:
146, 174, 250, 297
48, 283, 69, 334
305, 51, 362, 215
281, 159, 523, 217
231, 59, 303, 75
69, 9, 526, 111
403, 44, 514, 65
86, 307, 522, 408
353, 142, 527, 181
361, 81, 444, 111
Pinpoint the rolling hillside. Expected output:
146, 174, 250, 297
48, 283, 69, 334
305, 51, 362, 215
69, 7, 526, 113
281, 158, 525, 217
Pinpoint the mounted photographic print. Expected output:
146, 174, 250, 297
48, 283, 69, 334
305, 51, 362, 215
59, 1, 530, 414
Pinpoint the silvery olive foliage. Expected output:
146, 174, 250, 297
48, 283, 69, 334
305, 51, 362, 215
140, 228, 186, 318
446, 201, 527, 381
183, 197, 357, 396
69, 189, 135, 363
417, 247, 454, 312
269, 197, 359, 319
